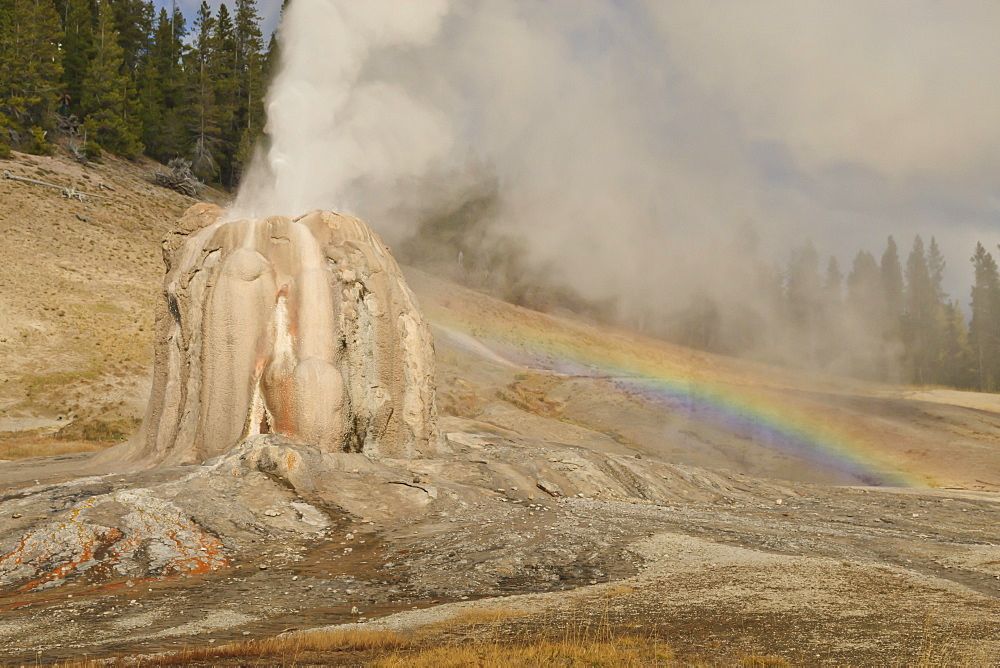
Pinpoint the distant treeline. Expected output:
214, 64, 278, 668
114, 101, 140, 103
0, 0, 280, 186
669, 232, 1000, 392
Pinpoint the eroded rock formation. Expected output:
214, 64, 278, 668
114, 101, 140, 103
116, 204, 442, 467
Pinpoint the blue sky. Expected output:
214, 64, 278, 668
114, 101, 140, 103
151, 0, 282, 36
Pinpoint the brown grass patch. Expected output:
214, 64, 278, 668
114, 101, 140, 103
55, 418, 141, 443
373, 635, 676, 667
601, 583, 636, 598
0, 432, 110, 460
50, 629, 412, 667
420, 607, 528, 636
148, 628, 412, 665
40, 615, 808, 668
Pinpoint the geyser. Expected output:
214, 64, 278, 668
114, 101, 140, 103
119, 203, 442, 467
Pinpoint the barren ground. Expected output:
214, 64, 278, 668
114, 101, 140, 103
0, 150, 998, 666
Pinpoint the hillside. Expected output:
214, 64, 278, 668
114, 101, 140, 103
0, 151, 220, 456
1, 151, 999, 664
3, 148, 998, 490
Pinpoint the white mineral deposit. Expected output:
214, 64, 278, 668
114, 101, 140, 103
111, 204, 442, 468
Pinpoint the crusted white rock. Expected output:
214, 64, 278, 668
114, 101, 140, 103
109, 204, 443, 468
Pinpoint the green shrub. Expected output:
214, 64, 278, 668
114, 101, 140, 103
28, 126, 52, 155
84, 140, 102, 161
0, 141, 10, 159
56, 417, 141, 442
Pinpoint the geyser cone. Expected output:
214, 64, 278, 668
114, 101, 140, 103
115, 203, 443, 467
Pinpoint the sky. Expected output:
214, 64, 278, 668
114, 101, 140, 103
230, 0, 1000, 315
152, 0, 282, 36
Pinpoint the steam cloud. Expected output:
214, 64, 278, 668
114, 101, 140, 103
234, 0, 1000, 365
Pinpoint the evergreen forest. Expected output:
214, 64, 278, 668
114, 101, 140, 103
0, 0, 275, 187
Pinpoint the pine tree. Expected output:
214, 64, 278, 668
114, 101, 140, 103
262, 0, 289, 79
904, 236, 935, 384
880, 236, 904, 338
135, 8, 164, 158
927, 237, 947, 303
824, 257, 843, 304
0, 0, 64, 146
211, 3, 238, 185
0, 0, 273, 169
969, 243, 1000, 391
117, 1, 152, 147
816, 256, 845, 366
233, 0, 265, 181
846, 250, 886, 378
81, 0, 143, 157
188, 0, 219, 180
874, 236, 905, 378
110, 0, 153, 77
60, 0, 96, 112
940, 300, 972, 389
144, 6, 187, 160
925, 236, 951, 383
848, 251, 883, 318
264, 31, 279, 78
785, 241, 822, 364
0, 0, 12, 149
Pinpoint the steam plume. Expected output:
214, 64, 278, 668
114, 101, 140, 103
234, 0, 1000, 370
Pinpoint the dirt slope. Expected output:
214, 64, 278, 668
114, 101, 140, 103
411, 269, 1000, 491
0, 151, 220, 456
2, 150, 1000, 491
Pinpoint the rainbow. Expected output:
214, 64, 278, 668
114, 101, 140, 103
428, 301, 928, 488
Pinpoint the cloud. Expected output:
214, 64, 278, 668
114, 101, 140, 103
643, 1, 1000, 182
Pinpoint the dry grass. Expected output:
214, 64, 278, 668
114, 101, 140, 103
600, 583, 636, 598
55, 417, 141, 443
42, 611, 792, 668
0, 150, 187, 424
150, 628, 412, 665
914, 614, 995, 668
418, 607, 529, 637
36, 565, 994, 668
50, 631, 680, 668
0, 433, 110, 460
49, 629, 411, 667
372, 635, 677, 667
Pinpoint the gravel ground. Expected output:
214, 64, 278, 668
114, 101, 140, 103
1, 437, 998, 665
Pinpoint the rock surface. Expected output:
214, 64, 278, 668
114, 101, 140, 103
108, 204, 442, 468
2, 433, 999, 664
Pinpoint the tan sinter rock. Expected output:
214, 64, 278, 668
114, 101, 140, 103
113, 204, 442, 467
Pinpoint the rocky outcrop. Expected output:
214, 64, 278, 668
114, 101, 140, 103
110, 204, 443, 468
0, 487, 228, 593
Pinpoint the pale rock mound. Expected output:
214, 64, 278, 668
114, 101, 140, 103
112, 204, 442, 468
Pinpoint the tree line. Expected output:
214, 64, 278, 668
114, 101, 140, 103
670, 231, 1000, 392
0, 0, 279, 187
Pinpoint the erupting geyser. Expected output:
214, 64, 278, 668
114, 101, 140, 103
120, 203, 442, 467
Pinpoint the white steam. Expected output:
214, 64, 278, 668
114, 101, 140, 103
234, 0, 451, 217
234, 0, 1000, 366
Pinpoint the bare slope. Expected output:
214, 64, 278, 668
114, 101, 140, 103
2, 150, 999, 491
0, 151, 209, 456
411, 270, 1000, 490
